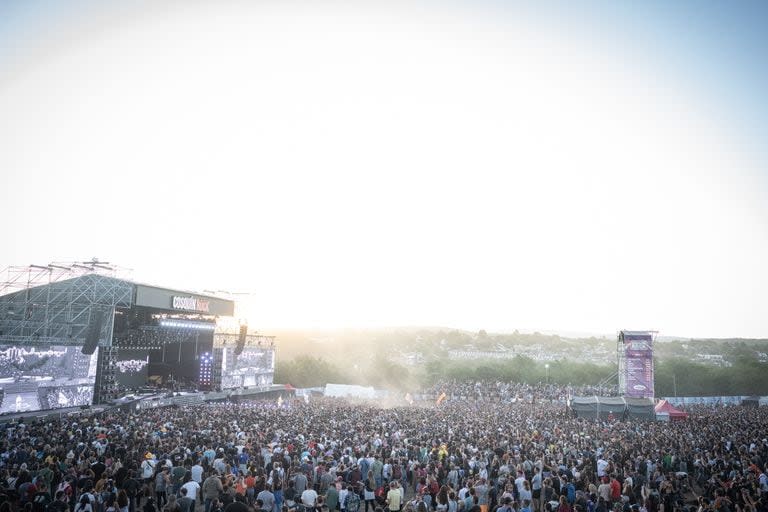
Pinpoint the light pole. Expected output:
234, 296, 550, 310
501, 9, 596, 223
545, 363, 550, 384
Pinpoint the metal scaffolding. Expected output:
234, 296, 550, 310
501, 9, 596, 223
213, 332, 276, 348
0, 260, 132, 296
0, 262, 134, 346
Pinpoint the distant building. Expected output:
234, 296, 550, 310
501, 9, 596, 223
448, 350, 516, 360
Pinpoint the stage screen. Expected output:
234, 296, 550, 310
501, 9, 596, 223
0, 345, 97, 414
220, 347, 275, 389
115, 349, 150, 389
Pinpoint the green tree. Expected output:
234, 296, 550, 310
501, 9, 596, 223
274, 356, 346, 388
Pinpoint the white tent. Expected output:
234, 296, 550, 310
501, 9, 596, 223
324, 383, 376, 399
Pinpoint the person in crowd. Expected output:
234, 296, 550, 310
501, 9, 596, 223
203, 472, 224, 512
344, 484, 361, 512
180, 477, 201, 512
75, 495, 94, 512
301, 485, 318, 512
116, 491, 130, 512
163, 495, 181, 512
326, 482, 340, 512
387, 482, 402, 512
363, 472, 377, 512
154, 467, 169, 510
208, 499, 223, 512
177, 489, 193, 512
257, 485, 275, 512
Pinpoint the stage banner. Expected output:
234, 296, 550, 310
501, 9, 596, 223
623, 332, 654, 398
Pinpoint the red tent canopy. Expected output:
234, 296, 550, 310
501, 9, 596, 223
655, 400, 689, 420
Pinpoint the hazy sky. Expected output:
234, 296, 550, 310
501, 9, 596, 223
1, 0, 766, 338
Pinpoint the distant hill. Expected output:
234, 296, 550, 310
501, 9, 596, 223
267, 327, 768, 395
265, 327, 768, 367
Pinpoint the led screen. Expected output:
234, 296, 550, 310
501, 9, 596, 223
0, 345, 97, 413
115, 349, 150, 389
220, 346, 275, 389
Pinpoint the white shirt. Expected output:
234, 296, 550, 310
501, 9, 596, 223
301, 489, 318, 507
182, 481, 200, 501
597, 459, 609, 478
142, 459, 157, 479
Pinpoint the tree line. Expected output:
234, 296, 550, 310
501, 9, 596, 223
275, 353, 768, 396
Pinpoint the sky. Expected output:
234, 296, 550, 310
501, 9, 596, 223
0, 0, 766, 338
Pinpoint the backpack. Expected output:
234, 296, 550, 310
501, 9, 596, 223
346, 492, 360, 512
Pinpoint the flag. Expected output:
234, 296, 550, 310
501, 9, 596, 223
436, 392, 447, 406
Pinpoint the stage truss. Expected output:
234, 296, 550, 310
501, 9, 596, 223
0, 261, 133, 346
214, 332, 276, 349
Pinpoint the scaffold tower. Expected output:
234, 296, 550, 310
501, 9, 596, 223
0, 261, 133, 346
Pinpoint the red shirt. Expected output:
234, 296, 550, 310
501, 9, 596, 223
610, 479, 621, 499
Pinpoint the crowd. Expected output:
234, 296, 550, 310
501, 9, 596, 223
417, 381, 619, 403
0, 383, 766, 512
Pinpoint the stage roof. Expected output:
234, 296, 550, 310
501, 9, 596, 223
0, 272, 235, 345
0, 274, 234, 316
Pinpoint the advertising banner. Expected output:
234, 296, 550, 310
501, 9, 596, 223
623, 332, 654, 398
625, 355, 653, 397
